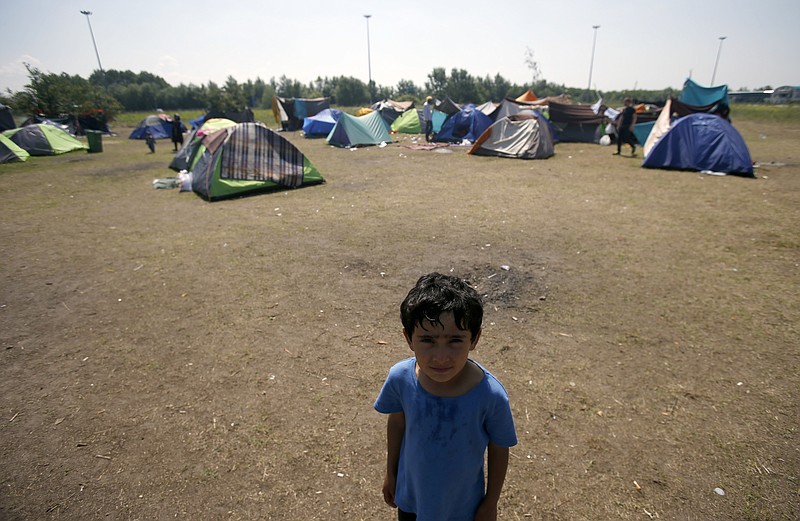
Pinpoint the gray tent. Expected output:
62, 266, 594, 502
468, 113, 554, 159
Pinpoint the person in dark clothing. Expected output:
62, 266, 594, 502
614, 97, 637, 156
171, 114, 184, 152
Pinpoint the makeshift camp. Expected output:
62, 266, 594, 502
272, 97, 329, 131
433, 105, 492, 144
642, 113, 753, 177
0, 134, 29, 163
187, 122, 324, 201
435, 97, 462, 116
468, 113, 554, 159
302, 108, 342, 138
2, 123, 86, 155
548, 101, 606, 143
169, 118, 237, 172
0, 104, 16, 132
327, 111, 391, 148
129, 114, 186, 140
390, 109, 423, 134
475, 101, 499, 118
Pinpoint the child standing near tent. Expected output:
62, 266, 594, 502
614, 97, 637, 156
375, 272, 517, 521
145, 131, 156, 153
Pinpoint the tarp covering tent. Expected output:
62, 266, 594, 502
327, 111, 391, 148
302, 108, 342, 138
188, 122, 324, 201
492, 99, 560, 142
680, 78, 729, 107
475, 101, 499, 118
3, 123, 87, 155
272, 96, 330, 131
642, 113, 753, 177
169, 118, 237, 172
468, 113, 554, 160
129, 114, 186, 140
0, 134, 29, 163
433, 105, 492, 143
0, 104, 16, 132
548, 101, 606, 143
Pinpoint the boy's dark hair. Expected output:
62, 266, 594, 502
401, 272, 483, 340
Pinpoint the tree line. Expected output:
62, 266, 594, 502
2, 64, 681, 123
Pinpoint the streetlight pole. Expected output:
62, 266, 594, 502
80, 10, 104, 75
364, 14, 372, 103
587, 25, 600, 95
711, 36, 727, 86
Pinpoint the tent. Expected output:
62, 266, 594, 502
642, 113, 753, 177
0, 134, 29, 163
129, 114, 186, 140
468, 113, 554, 159
302, 108, 342, 138
272, 96, 330, 131
187, 122, 324, 201
2, 123, 87, 155
433, 105, 492, 144
327, 111, 391, 148
548, 101, 606, 143
515, 90, 539, 102
371, 99, 414, 126
0, 104, 16, 132
435, 97, 462, 116
169, 118, 237, 172
390, 109, 422, 134
189, 109, 255, 130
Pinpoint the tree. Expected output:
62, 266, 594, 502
425, 68, 447, 98
16, 64, 121, 119
396, 79, 419, 98
334, 76, 369, 106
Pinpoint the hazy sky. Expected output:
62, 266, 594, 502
1, 0, 798, 96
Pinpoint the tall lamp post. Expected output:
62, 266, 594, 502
587, 25, 600, 95
364, 14, 373, 102
80, 10, 104, 75
711, 36, 727, 86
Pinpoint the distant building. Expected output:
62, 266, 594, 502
729, 91, 771, 103
768, 86, 800, 103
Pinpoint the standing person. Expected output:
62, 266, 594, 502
423, 96, 434, 142
145, 130, 156, 153
375, 272, 517, 521
614, 97, 637, 156
171, 114, 184, 152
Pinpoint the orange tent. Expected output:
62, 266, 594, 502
516, 90, 539, 102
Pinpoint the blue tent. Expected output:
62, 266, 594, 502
642, 113, 753, 177
303, 108, 342, 138
433, 105, 492, 143
129, 114, 174, 139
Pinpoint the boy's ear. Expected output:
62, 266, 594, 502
470, 329, 482, 350
403, 328, 413, 348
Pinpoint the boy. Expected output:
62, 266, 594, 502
374, 272, 517, 521
145, 130, 156, 153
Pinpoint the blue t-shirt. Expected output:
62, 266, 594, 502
374, 357, 517, 521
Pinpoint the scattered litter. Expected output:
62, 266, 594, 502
500, 265, 510, 271
700, 170, 727, 176
378, 141, 387, 148
714, 487, 725, 496
152, 177, 180, 190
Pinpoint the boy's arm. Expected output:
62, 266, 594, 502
474, 442, 510, 521
382, 412, 405, 508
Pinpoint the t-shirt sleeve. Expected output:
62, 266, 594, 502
374, 362, 406, 414
485, 378, 518, 448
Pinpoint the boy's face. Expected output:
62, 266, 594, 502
404, 311, 480, 387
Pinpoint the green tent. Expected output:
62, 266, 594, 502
327, 111, 391, 148
188, 122, 324, 201
390, 109, 422, 134
2, 124, 86, 155
0, 134, 30, 163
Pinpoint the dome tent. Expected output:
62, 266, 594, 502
2, 124, 86, 155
